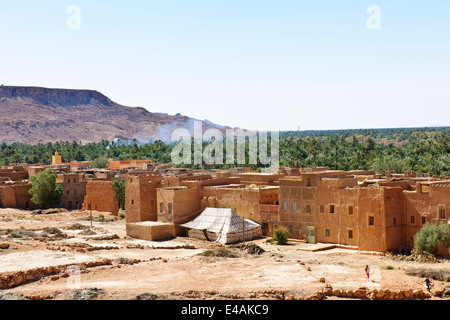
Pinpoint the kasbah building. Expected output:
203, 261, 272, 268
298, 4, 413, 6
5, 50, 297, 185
125, 165, 450, 258
0, 152, 449, 257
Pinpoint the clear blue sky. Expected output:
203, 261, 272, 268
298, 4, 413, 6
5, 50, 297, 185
1, 1, 449, 131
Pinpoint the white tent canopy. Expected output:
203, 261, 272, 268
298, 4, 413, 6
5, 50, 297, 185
181, 207, 262, 244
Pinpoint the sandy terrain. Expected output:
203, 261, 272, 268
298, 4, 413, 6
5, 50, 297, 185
0, 208, 449, 300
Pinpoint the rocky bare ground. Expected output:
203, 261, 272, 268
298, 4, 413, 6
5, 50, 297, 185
0, 208, 449, 301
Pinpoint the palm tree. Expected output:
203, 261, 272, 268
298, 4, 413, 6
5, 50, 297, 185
308, 139, 319, 166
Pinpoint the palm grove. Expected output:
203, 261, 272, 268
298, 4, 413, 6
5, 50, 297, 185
1, 127, 449, 176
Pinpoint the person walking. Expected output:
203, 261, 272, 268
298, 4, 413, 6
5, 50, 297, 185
364, 265, 371, 281
424, 277, 433, 292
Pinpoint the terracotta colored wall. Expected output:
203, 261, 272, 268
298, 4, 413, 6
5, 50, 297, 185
126, 222, 175, 241
356, 188, 386, 251
57, 173, 87, 210
0, 186, 18, 207
234, 173, 285, 186
82, 181, 119, 214
157, 188, 201, 224
404, 183, 450, 256
201, 187, 260, 221
383, 187, 407, 252
0, 184, 40, 209
0, 170, 29, 181
278, 177, 306, 239
278, 174, 427, 253
315, 187, 359, 247
125, 174, 161, 223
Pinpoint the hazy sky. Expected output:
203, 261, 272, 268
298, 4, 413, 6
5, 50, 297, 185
0, 1, 449, 131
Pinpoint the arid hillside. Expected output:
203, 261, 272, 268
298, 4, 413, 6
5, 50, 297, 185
0, 85, 229, 144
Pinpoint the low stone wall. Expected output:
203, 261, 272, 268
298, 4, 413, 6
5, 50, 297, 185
0, 259, 112, 289
305, 284, 437, 300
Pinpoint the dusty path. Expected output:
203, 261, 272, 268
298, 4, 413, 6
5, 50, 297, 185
0, 208, 449, 300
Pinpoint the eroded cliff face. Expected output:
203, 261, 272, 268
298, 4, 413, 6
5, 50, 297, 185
0, 86, 113, 107
0, 85, 229, 144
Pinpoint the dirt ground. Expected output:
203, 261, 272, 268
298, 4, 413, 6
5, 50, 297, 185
0, 208, 449, 300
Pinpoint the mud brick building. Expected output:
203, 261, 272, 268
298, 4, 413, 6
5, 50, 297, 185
125, 172, 283, 241
81, 179, 123, 215
125, 173, 162, 223
278, 169, 450, 256
56, 173, 86, 210
0, 165, 36, 209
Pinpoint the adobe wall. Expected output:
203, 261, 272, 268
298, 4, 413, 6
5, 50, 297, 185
403, 187, 431, 250
0, 183, 40, 209
357, 187, 386, 252
14, 184, 38, 209
179, 174, 213, 181
82, 181, 119, 215
126, 222, 176, 241
315, 187, 359, 246
233, 173, 285, 186
125, 174, 162, 224
429, 184, 450, 222
0, 185, 18, 207
201, 187, 262, 221
278, 177, 313, 239
157, 188, 201, 224
27, 166, 47, 177
0, 170, 29, 181
430, 183, 449, 258
57, 173, 87, 210
259, 187, 279, 205
403, 182, 450, 255
278, 173, 449, 253
181, 177, 241, 189
383, 187, 407, 252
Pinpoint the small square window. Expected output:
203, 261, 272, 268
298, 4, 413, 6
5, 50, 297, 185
348, 230, 353, 239
348, 206, 354, 215
439, 207, 446, 219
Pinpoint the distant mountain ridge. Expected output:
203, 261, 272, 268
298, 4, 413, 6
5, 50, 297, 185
0, 86, 114, 107
0, 85, 231, 144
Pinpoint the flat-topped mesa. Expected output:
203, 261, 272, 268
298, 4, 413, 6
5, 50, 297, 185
0, 85, 114, 106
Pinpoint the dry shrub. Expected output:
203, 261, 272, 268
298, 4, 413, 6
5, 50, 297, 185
198, 247, 240, 258
405, 267, 450, 282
